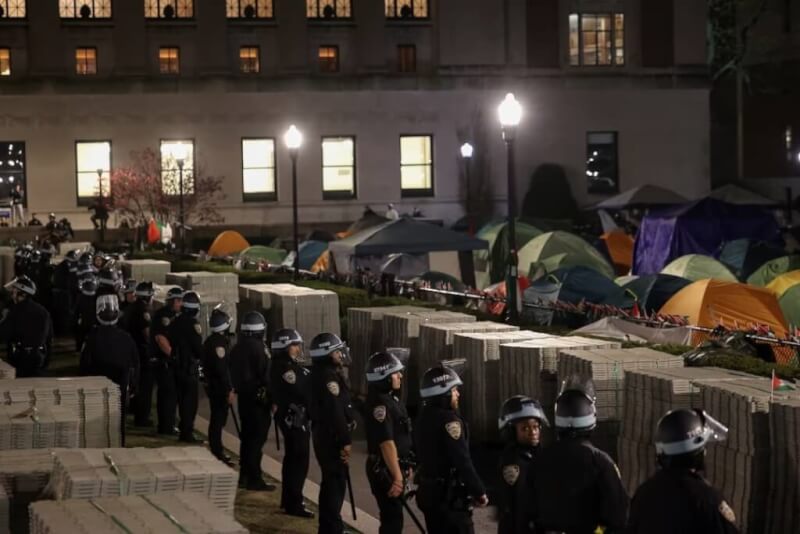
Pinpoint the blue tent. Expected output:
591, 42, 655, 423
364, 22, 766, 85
604, 274, 692, 313
633, 198, 781, 275
282, 240, 328, 270
718, 238, 784, 280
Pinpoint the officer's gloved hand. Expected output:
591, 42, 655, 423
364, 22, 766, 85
340, 445, 351, 465
474, 494, 489, 507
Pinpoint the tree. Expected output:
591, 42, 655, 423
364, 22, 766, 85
521, 163, 578, 221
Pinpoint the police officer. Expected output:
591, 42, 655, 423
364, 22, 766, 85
364, 351, 413, 534
152, 287, 183, 435
79, 294, 139, 446
167, 290, 204, 443
627, 409, 738, 533
52, 250, 77, 335
0, 276, 53, 377
532, 376, 628, 533
74, 277, 98, 352
229, 311, 276, 491
128, 281, 155, 427
202, 307, 235, 465
270, 328, 314, 518
309, 332, 355, 533
497, 395, 548, 534
120, 279, 137, 316
414, 364, 487, 534
96, 267, 121, 298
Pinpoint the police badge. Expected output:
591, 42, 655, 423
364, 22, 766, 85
373, 405, 387, 422
502, 464, 520, 485
215, 347, 225, 359
283, 370, 296, 384
445, 421, 462, 440
327, 381, 340, 396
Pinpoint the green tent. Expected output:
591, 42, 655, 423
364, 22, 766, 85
660, 254, 737, 282
473, 219, 542, 289
746, 255, 800, 287
615, 275, 639, 286
239, 245, 287, 264
517, 231, 615, 279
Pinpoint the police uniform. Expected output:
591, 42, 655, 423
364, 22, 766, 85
152, 305, 178, 435
627, 468, 739, 534
0, 297, 53, 377
127, 298, 154, 426
51, 257, 75, 335
498, 443, 536, 534
203, 330, 233, 460
74, 290, 96, 352
167, 309, 203, 442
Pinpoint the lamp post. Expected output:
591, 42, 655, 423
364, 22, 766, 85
96, 168, 105, 243
284, 125, 303, 280
498, 93, 523, 323
172, 142, 187, 253
460, 142, 474, 234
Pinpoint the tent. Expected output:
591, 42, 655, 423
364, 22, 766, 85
661, 255, 737, 282
594, 184, 687, 210
572, 317, 693, 345
239, 245, 287, 264
659, 279, 788, 337
633, 198, 781, 274
310, 250, 331, 273
615, 275, 639, 286
485, 276, 531, 316
746, 255, 800, 287
207, 230, 250, 257
306, 229, 337, 242
709, 183, 780, 206
718, 238, 784, 280
473, 219, 543, 289
344, 211, 389, 237
773, 284, 800, 329
598, 231, 635, 275
379, 253, 429, 278
606, 274, 692, 314
281, 240, 328, 271
517, 231, 615, 279
766, 270, 800, 297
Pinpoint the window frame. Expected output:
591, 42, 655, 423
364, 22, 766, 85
385, 0, 429, 20
321, 135, 357, 200
59, 0, 112, 19
318, 45, 340, 73
159, 138, 196, 197
0, 1, 26, 19
75, 47, 98, 76
397, 44, 416, 73
226, 0, 273, 19
74, 139, 112, 207
239, 45, 261, 74
306, 0, 352, 20
144, 0, 194, 20
568, 12, 625, 67
158, 46, 180, 75
241, 137, 278, 202
399, 134, 434, 198
0, 141, 27, 207
586, 131, 620, 195
0, 48, 10, 77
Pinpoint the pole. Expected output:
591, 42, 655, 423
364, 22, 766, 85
97, 169, 105, 244
291, 150, 300, 280
229, 404, 241, 436
344, 466, 357, 520
503, 128, 519, 324
464, 157, 473, 235
178, 161, 185, 253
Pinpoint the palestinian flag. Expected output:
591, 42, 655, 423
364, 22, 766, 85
772, 370, 795, 392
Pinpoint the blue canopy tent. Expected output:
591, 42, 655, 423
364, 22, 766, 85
281, 240, 328, 270
718, 238, 785, 280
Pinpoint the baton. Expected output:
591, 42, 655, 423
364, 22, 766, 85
229, 404, 241, 436
274, 415, 281, 451
400, 496, 426, 534
344, 465, 357, 520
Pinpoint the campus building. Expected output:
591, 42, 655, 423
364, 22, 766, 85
0, 0, 709, 229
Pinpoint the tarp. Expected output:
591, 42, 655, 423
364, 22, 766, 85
594, 184, 687, 210
239, 245, 287, 264
633, 198, 781, 274
310, 250, 331, 273
661, 255, 737, 282
474, 219, 543, 288
208, 230, 250, 257
718, 238, 784, 280
571, 317, 693, 345
766, 270, 800, 297
709, 183, 780, 206
518, 231, 615, 279
606, 274, 692, 314
659, 279, 788, 337
747, 255, 800, 287
379, 253, 429, 278
281, 240, 328, 270
346, 211, 389, 236
598, 231, 635, 275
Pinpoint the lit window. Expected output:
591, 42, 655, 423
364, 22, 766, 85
400, 135, 433, 196
160, 140, 194, 195
569, 13, 624, 66
76, 141, 111, 202
226, 0, 272, 18
0, 0, 26, 18
319, 46, 339, 73
322, 136, 355, 199
159, 47, 180, 74
59, 0, 111, 18
242, 138, 276, 200
0, 142, 26, 204
385, 0, 427, 19
307, 0, 351, 19
145, 0, 193, 19
240, 46, 260, 74
75, 48, 97, 75
398, 45, 416, 73
0, 49, 10, 77
586, 132, 619, 194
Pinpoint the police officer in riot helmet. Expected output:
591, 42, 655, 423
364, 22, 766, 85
270, 328, 314, 518
364, 351, 413, 534
202, 307, 235, 466
532, 375, 628, 534
52, 250, 78, 335
152, 287, 183, 435
79, 294, 139, 446
497, 395, 548, 534
96, 267, 121, 297
0, 276, 53, 377
120, 279, 137, 316
73, 276, 98, 352
414, 364, 488, 534
128, 281, 156, 427
167, 290, 204, 443
309, 332, 355, 533
627, 409, 738, 534
229, 311, 277, 491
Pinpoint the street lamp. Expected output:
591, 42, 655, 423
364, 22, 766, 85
460, 142, 474, 234
172, 142, 188, 253
284, 125, 303, 280
498, 92, 523, 323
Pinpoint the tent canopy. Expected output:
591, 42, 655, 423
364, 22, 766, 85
606, 274, 692, 313
718, 238, 785, 280
661, 254, 737, 282
708, 183, 780, 206
379, 253, 429, 278
239, 245, 287, 264
659, 279, 788, 337
345, 211, 389, 236
473, 219, 543, 288
598, 231, 635, 275
633, 198, 781, 274
747, 255, 800, 287
766, 270, 800, 297
594, 184, 687, 210
518, 231, 615, 279
208, 230, 250, 257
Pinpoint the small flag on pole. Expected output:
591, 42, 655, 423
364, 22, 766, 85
772, 369, 795, 402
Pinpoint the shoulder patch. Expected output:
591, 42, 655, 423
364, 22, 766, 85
144, 313, 151, 322
373, 405, 387, 422
327, 381, 340, 396
502, 464, 520, 486
282, 370, 296, 384
445, 421, 462, 440
193, 323, 202, 335
215, 347, 226, 359
161, 316, 170, 326
719, 501, 736, 524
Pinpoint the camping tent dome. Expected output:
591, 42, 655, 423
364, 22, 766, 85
474, 219, 542, 289
208, 230, 250, 257
718, 238, 784, 280
747, 255, 800, 287
518, 230, 615, 279
239, 245, 288, 264
661, 254, 737, 282
605, 274, 692, 314
766, 270, 800, 297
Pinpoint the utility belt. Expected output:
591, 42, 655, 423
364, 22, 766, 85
416, 470, 473, 512
367, 454, 414, 495
10, 343, 47, 369
282, 403, 309, 432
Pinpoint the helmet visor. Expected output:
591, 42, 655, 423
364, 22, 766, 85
699, 410, 728, 445
559, 374, 596, 402
386, 347, 410, 367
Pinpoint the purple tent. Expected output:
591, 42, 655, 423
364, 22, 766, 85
633, 198, 781, 275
